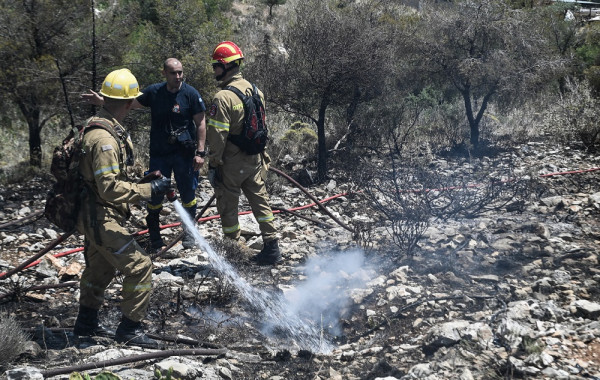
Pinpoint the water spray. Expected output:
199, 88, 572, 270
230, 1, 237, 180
173, 201, 341, 353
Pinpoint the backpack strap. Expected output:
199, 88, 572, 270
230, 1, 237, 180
225, 85, 247, 102
82, 119, 131, 245
224, 85, 248, 146
86, 119, 134, 170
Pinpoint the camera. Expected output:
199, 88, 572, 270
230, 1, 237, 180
168, 132, 178, 145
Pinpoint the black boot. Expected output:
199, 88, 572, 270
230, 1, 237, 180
73, 305, 115, 337
251, 239, 282, 265
145, 211, 165, 252
115, 316, 159, 348
181, 205, 198, 249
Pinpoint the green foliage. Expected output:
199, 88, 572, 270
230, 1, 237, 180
521, 336, 544, 355
69, 371, 123, 380
277, 121, 318, 160
412, 0, 567, 148
575, 22, 600, 65
576, 23, 600, 93
281, 122, 317, 145
0, 0, 91, 166
154, 367, 181, 380
123, 0, 232, 90
204, 0, 233, 20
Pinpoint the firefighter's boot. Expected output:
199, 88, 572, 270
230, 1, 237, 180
114, 316, 159, 348
145, 210, 164, 252
73, 304, 115, 337
251, 239, 282, 265
181, 205, 198, 249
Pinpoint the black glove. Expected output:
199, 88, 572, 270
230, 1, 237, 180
207, 167, 219, 188
150, 177, 172, 197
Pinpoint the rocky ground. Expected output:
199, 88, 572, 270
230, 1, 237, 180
1, 141, 600, 380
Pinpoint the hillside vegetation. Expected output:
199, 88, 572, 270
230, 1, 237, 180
3, 1, 600, 379
0, 0, 599, 179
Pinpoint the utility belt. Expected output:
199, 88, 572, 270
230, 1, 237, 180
168, 127, 196, 158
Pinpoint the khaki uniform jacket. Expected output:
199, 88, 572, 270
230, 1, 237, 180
206, 73, 269, 170
78, 109, 152, 226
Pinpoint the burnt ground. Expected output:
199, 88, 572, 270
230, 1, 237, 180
1, 143, 600, 379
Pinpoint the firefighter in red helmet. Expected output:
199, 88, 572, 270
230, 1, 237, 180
206, 41, 281, 265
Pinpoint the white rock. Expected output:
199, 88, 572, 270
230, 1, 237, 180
4, 367, 43, 380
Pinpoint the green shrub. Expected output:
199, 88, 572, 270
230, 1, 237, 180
279, 121, 317, 158
540, 79, 600, 150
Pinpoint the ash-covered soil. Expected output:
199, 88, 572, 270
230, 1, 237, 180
1, 142, 600, 380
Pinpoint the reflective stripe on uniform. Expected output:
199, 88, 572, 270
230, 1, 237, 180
94, 164, 120, 177
183, 198, 197, 208
147, 203, 163, 210
207, 118, 229, 131
256, 213, 275, 223
122, 282, 152, 292
222, 223, 240, 234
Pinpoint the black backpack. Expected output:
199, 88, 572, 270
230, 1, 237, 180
225, 83, 268, 155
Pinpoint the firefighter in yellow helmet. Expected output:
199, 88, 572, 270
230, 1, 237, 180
73, 68, 172, 347
206, 41, 281, 265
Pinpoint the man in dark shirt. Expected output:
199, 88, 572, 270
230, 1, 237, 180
83, 58, 207, 251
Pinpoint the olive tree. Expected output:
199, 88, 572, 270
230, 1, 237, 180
0, 0, 90, 166
262, 0, 286, 18
411, 0, 567, 149
256, 0, 400, 182
123, 0, 232, 97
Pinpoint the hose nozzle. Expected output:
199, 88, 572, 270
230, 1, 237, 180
166, 189, 178, 202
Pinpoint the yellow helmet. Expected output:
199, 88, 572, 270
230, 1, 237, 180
100, 68, 142, 99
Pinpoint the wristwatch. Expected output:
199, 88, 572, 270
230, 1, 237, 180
195, 150, 206, 158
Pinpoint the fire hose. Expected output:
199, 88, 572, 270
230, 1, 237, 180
0, 166, 352, 282
4, 164, 597, 284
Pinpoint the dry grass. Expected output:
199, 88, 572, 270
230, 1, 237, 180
0, 312, 29, 370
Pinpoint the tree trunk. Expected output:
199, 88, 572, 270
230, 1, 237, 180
461, 88, 479, 148
316, 89, 331, 183
345, 85, 361, 149
461, 88, 494, 149
17, 100, 43, 167
469, 119, 479, 148
28, 119, 42, 167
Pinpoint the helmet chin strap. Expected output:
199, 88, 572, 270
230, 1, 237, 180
216, 62, 239, 81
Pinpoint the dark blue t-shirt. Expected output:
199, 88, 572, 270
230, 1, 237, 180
137, 82, 206, 156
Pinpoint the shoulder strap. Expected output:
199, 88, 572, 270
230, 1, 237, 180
225, 85, 247, 101
85, 119, 134, 168
86, 119, 121, 142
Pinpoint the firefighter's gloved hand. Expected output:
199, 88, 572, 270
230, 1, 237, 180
207, 167, 219, 188
150, 177, 172, 197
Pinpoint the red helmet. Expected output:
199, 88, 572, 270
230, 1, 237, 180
211, 41, 244, 65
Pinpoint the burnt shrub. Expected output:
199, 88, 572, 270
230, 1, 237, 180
0, 312, 29, 370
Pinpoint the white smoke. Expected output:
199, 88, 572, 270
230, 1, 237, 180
282, 250, 371, 336
174, 201, 372, 353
